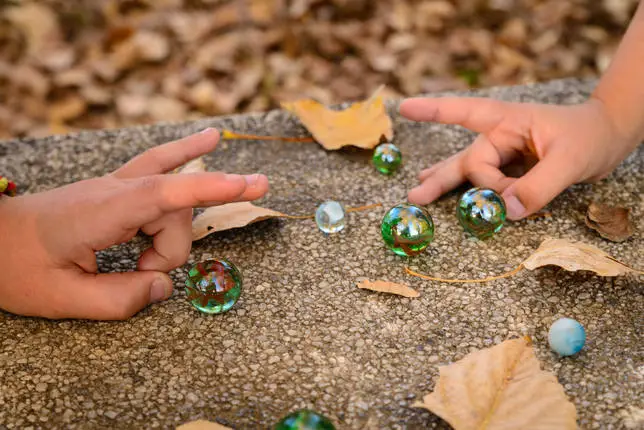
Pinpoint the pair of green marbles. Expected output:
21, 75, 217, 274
381, 188, 507, 256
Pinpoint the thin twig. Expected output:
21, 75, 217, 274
221, 130, 315, 143
281, 203, 383, 220
404, 265, 525, 283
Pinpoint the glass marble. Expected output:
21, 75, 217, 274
185, 259, 242, 314
372, 143, 402, 175
457, 187, 507, 239
381, 203, 434, 256
548, 318, 586, 356
274, 409, 336, 430
315, 201, 346, 234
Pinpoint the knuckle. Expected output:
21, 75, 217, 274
166, 246, 191, 270
138, 175, 161, 194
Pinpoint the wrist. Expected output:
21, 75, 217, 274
588, 91, 643, 150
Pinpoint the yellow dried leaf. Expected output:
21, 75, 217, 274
357, 279, 419, 298
414, 337, 578, 430
281, 87, 393, 150
192, 202, 285, 240
522, 238, 639, 276
177, 420, 232, 430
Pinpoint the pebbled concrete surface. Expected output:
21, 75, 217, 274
0, 78, 642, 429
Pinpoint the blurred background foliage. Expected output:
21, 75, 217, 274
0, 0, 639, 139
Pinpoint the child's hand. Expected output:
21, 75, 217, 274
0, 129, 269, 320
400, 97, 639, 219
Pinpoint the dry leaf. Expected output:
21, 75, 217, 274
192, 202, 286, 240
406, 238, 641, 283
414, 337, 577, 429
177, 420, 232, 430
585, 201, 634, 242
281, 86, 393, 150
148, 96, 188, 122
522, 238, 638, 276
48, 96, 87, 123
175, 157, 206, 175
133, 31, 170, 62
116, 94, 148, 118
5, 3, 61, 57
357, 279, 419, 298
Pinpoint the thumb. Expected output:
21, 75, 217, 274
60, 271, 174, 320
501, 148, 580, 220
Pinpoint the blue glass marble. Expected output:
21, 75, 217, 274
315, 201, 346, 234
548, 318, 586, 356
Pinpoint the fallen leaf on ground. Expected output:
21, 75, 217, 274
48, 95, 87, 123
357, 279, 419, 297
521, 238, 640, 276
148, 96, 188, 122
414, 337, 577, 429
176, 420, 232, 430
192, 202, 286, 240
585, 201, 634, 242
133, 31, 171, 62
281, 86, 393, 150
4, 3, 61, 57
406, 238, 642, 283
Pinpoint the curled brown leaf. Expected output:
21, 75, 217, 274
585, 201, 634, 242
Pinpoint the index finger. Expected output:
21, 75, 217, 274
399, 97, 521, 134
112, 128, 220, 179
115, 172, 269, 230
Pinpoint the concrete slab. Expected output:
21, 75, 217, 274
0, 78, 642, 429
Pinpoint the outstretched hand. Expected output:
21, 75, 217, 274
400, 97, 636, 219
0, 129, 269, 320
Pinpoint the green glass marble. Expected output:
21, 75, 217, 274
274, 409, 336, 430
372, 143, 402, 175
381, 203, 434, 256
456, 187, 507, 239
185, 259, 242, 314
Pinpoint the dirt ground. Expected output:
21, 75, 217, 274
0, 0, 639, 139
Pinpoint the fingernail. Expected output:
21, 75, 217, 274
504, 195, 526, 220
224, 173, 243, 182
150, 277, 172, 304
200, 127, 215, 134
244, 174, 260, 187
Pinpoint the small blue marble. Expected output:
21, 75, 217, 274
548, 318, 586, 356
315, 201, 346, 234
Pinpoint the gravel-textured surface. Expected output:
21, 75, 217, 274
0, 78, 642, 430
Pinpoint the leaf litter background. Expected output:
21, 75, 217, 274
0, 0, 640, 139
